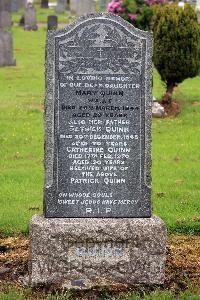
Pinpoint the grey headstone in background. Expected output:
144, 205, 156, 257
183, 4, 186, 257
24, 3, 37, 31
0, 29, 16, 67
99, 0, 110, 11
12, 0, 27, 11
55, 0, 66, 14
0, 0, 11, 12
41, 0, 49, 8
11, 0, 19, 12
0, 0, 12, 29
29, 215, 167, 287
70, 0, 78, 14
47, 15, 58, 30
44, 13, 153, 218
0, 11, 12, 29
18, 0, 27, 9
76, 0, 96, 16
196, 0, 200, 23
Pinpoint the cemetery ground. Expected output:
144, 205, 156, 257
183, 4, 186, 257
0, 26, 199, 298
11, 6, 73, 25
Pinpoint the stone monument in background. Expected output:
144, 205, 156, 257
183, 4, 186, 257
70, 0, 96, 15
76, 0, 96, 16
41, 0, 49, 8
0, 29, 16, 67
11, 0, 27, 12
29, 13, 166, 289
196, 0, 200, 23
11, 0, 19, 12
99, 0, 110, 11
0, 0, 16, 67
0, 0, 12, 29
55, 0, 66, 14
24, 2, 38, 31
70, 0, 78, 14
47, 15, 58, 30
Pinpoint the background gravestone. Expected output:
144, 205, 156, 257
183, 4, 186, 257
29, 13, 166, 289
76, 0, 96, 16
55, 0, 66, 14
24, 3, 38, 31
11, 0, 19, 12
47, 15, 58, 30
196, 0, 200, 23
0, 0, 12, 12
0, 11, 12, 29
18, 0, 27, 9
99, 0, 110, 11
70, 0, 78, 14
0, 0, 12, 29
41, 0, 49, 8
0, 29, 16, 67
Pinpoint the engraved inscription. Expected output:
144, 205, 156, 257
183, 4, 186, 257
44, 15, 152, 217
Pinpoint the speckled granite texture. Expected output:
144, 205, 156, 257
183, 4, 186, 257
44, 13, 153, 218
29, 215, 166, 288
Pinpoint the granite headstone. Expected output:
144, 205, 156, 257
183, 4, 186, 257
55, 0, 66, 14
0, 0, 12, 29
11, 0, 19, 12
0, 0, 11, 12
44, 13, 152, 218
76, 0, 96, 16
19, 0, 27, 9
196, 0, 200, 23
0, 11, 12, 29
0, 29, 16, 67
47, 15, 58, 30
99, 0, 110, 11
41, 0, 49, 8
29, 13, 166, 288
70, 0, 78, 14
24, 3, 38, 31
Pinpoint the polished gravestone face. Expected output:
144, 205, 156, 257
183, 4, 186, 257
47, 15, 58, 30
45, 13, 153, 218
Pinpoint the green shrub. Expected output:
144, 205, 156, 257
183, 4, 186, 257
152, 4, 200, 104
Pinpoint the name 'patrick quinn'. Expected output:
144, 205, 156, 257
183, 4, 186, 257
70, 178, 126, 184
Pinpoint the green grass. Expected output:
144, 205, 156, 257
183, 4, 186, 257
152, 72, 200, 233
11, 4, 74, 25
0, 286, 200, 300
0, 27, 45, 235
0, 26, 200, 235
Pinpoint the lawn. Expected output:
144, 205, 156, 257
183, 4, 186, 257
11, 3, 74, 25
0, 25, 200, 235
0, 286, 200, 300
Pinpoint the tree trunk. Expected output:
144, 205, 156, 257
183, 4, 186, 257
41, 0, 49, 8
161, 83, 175, 105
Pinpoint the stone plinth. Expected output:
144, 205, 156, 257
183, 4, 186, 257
29, 215, 166, 288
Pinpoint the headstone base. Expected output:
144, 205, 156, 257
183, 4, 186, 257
29, 215, 166, 288
24, 24, 38, 31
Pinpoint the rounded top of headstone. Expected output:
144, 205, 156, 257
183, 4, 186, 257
47, 13, 153, 40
